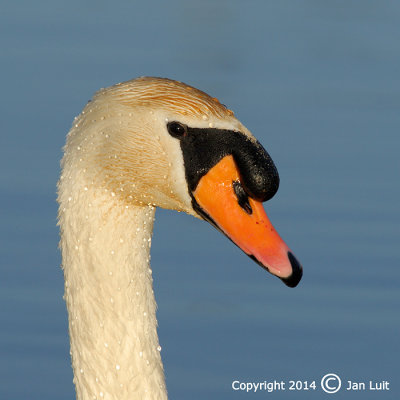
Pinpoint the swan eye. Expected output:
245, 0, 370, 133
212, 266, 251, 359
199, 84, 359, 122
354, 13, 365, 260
167, 121, 187, 138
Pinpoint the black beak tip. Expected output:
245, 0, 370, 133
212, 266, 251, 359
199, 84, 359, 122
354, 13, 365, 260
281, 251, 303, 288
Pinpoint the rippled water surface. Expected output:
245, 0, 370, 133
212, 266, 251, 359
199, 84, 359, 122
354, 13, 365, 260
1, 1, 399, 399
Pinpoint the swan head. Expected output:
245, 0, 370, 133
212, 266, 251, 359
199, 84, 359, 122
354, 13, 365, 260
61, 77, 302, 287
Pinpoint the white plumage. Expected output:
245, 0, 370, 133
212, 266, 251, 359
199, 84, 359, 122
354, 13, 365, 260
58, 77, 300, 399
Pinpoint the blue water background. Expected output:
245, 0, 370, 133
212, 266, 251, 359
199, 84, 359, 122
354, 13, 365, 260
1, 1, 399, 399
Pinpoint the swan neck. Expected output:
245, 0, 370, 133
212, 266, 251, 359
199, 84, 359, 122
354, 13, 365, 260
59, 192, 166, 400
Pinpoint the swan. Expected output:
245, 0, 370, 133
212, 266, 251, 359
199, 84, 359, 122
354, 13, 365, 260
57, 76, 302, 400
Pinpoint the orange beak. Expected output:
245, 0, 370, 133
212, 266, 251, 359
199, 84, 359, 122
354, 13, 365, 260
192, 155, 302, 287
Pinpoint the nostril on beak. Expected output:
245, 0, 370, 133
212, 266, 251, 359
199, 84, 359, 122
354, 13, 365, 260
232, 180, 252, 215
